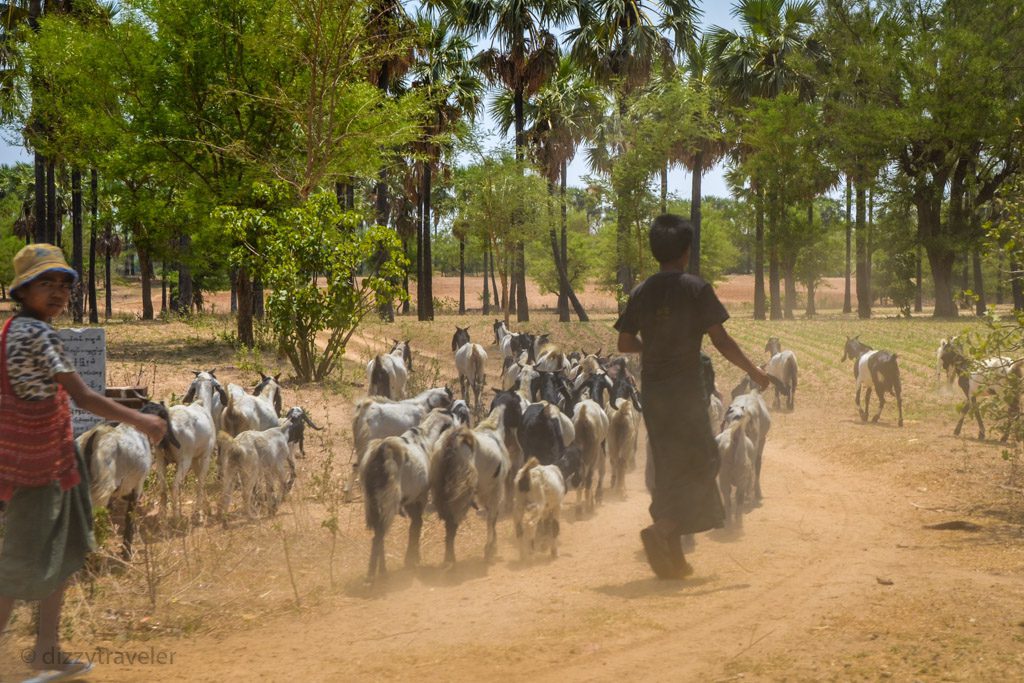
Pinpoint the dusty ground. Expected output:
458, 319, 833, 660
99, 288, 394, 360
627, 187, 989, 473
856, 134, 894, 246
1, 278, 1022, 682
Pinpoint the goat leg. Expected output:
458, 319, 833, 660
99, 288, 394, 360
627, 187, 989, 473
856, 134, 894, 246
405, 502, 424, 568
862, 387, 873, 423
954, 399, 970, 436
443, 520, 458, 566
872, 383, 885, 423
122, 490, 138, 560
972, 395, 985, 440
855, 385, 865, 421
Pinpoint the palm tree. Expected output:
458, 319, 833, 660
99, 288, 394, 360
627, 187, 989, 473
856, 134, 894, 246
494, 57, 599, 321
709, 0, 823, 320
409, 14, 484, 321
431, 0, 571, 322
679, 36, 729, 277
569, 0, 700, 300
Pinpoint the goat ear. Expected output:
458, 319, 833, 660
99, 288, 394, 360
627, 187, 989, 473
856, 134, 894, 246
274, 372, 281, 382
191, 370, 201, 377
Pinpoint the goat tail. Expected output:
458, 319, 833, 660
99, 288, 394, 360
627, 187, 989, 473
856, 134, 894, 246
576, 405, 598, 462
430, 429, 478, 526
470, 345, 486, 383
517, 457, 541, 493
362, 439, 403, 533
369, 356, 390, 399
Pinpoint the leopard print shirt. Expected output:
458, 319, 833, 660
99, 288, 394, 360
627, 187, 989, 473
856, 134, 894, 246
3, 316, 75, 401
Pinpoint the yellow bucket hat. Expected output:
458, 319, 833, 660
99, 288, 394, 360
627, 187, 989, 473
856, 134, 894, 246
9, 243, 79, 295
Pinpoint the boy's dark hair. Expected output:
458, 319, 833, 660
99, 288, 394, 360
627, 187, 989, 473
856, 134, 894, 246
649, 214, 694, 263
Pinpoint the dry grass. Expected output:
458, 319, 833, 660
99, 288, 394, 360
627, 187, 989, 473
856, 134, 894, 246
1, 279, 1020, 658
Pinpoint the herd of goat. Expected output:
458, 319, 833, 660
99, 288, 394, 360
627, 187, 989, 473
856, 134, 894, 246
73, 318, 1021, 583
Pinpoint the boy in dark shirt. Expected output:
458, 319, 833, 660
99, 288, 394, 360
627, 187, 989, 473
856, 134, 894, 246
615, 214, 770, 579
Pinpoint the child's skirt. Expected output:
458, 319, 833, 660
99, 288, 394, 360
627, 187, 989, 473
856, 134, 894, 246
0, 447, 95, 600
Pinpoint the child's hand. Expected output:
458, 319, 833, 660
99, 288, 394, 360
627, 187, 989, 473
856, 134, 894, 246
751, 368, 772, 392
137, 414, 168, 444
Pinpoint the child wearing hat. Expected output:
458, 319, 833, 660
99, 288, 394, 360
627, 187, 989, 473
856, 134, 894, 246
0, 244, 166, 681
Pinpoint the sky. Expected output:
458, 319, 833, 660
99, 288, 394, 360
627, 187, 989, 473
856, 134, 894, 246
0, 1, 743, 198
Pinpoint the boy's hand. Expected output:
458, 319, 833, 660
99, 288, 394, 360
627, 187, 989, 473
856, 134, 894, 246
136, 414, 168, 444
750, 368, 771, 392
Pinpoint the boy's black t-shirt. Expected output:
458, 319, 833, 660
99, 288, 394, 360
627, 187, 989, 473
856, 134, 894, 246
613, 271, 729, 381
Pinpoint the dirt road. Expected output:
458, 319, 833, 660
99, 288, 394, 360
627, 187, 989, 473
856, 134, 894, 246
88, 402, 1024, 682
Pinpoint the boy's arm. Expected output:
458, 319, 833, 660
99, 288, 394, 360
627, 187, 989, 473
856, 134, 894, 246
55, 372, 168, 443
617, 331, 643, 354
706, 324, 770, 390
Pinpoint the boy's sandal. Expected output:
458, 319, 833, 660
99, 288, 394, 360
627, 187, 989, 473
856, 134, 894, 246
21, 659, 93, 683
640, 526, 679, 580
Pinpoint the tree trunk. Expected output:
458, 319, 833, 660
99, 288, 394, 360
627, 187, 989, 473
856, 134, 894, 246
558, 161, 569, 320
46, 160, 57, 244
783, 265, 796, 320
104, 222, 112, 319
616, 207, 632, 312
754, 184, 766, 320
867, 188, 874, 288
996, 249, 1004, 306
921, 242, 929, 313
660, 162, 668, 215
137, 244, 154, 321
88, 169, 98, 324
689, 151, 703, 276
253, 276, 264, 319
482, 245, 490, 315
230, 269, 238, 314
972, 246, 986, 316
401, 237, 411, 315
490, 246, 500, 311
416, 181, 424, 317
458, 236, 465, 315
375, 167, 394, 322
419, 162, 434, 321
1011, 257, 1024, 311
843, 175, 852, 314
768, 194, 782, 321
161, 261, 167, 314
178, 234, 193, 314
236, 267, 254, 345
806, 279, 816, 317
855, 184, 871, 319
33, 153, 46, 243
508, 265, 518, 315
516, 243, 529, 322
927, 246, 958, 317
70, 168, 83, 323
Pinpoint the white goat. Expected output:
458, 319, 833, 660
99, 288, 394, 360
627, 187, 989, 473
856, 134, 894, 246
222, 373, 283, 436
184, 368, 226, 430
430, 402, 513, 565
572, 398, 609, 512
764, 337, 798, 410
605, 397, 639, 498
513, 451, 582, 561
716, 420, 755, 529
722, 389, 771, 504
351, 387, 454, 467
367, 340, 412, 399
77, 402, 178, 556
156, 371, 224, 520
452, 327, 488, 416
708, 393, 725, 437
361, 408, 464, 581
218, 416, 299, 520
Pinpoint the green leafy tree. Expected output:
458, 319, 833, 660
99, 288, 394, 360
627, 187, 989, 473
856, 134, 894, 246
219, 187, 406, 383
569, 0, 700, 303
709, 0, 825, 319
